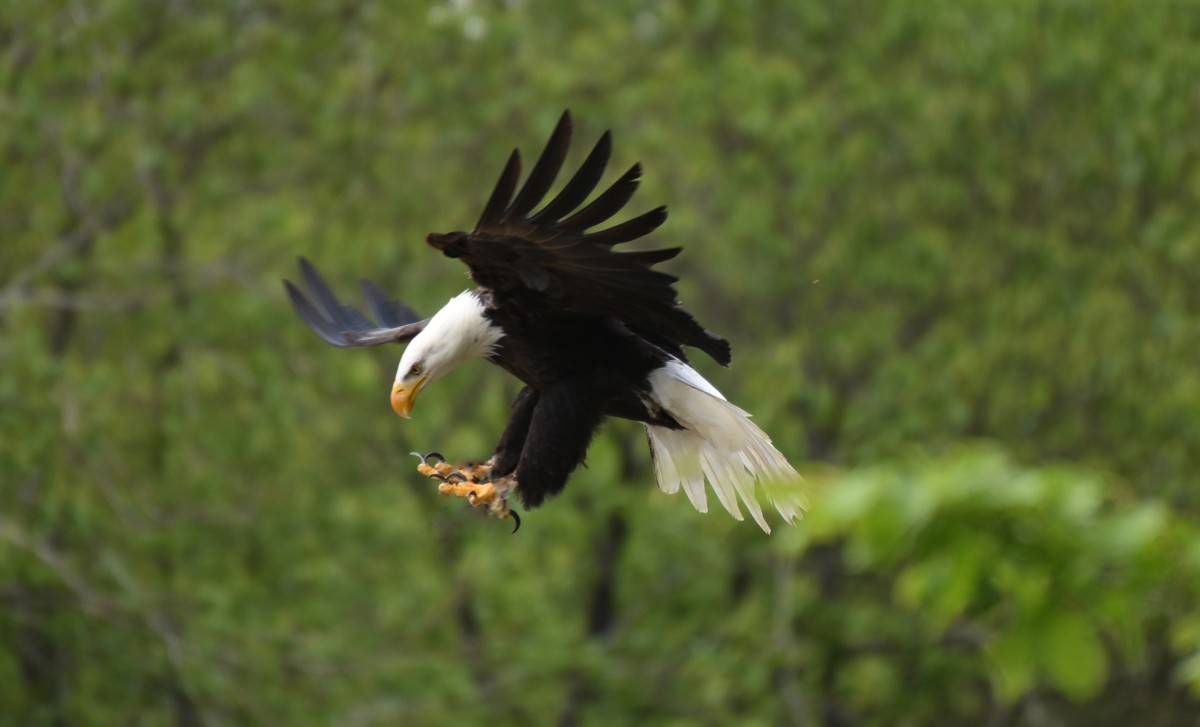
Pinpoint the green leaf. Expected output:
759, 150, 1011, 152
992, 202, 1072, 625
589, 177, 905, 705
988, 625, 1037, 703
1038, 611, 1108, 701
1177, 651, 1200, 697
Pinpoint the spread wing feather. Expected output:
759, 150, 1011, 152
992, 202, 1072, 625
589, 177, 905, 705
427, 111, 731, 365
505, 112, 572, 221
529, 131, 610, 225
284, 257, 427, 348
559, 163, 642, 232
475, 150, 521, 231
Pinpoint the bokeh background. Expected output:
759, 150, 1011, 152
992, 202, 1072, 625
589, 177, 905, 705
4, 1, 1200, 725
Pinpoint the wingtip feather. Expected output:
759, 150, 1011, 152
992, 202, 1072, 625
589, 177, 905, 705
530, 129, 614, 225
476, 148, 522, 229
559, 163, 643, 231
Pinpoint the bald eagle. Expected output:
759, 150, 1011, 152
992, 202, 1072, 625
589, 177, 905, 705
285, 112, 805, 532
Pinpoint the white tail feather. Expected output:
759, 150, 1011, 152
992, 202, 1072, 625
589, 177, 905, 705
644, 361, 807, 533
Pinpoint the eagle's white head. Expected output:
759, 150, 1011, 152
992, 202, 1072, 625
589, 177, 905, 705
390, 291, 503, 418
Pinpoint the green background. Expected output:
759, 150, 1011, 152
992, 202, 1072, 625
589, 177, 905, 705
3, 1, 1200, 724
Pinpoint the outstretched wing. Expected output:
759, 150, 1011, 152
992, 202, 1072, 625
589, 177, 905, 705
426, 111, 731, 366
284, 257, 428, 348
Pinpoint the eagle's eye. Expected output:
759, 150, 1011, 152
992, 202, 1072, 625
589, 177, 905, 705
408, 363, 423, 377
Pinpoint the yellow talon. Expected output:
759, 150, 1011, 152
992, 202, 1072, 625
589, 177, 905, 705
420, 458, 489, 487
417, 458, 518, 531
417, 462, 451, 478
438, 481, 497, 505
468, 460, 494, 482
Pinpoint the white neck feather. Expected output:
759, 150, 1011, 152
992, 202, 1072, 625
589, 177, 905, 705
431, 290, 504, 360
396, 291, 503, 383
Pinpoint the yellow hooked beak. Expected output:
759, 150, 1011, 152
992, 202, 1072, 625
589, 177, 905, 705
391, 376, 427, 419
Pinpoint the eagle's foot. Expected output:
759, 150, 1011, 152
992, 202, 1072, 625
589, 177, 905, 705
415, 456, 519, 531
417, 461, 454, 479
437, 480, 496, 504
413, 451, 455, 480
465, 459, 494, 483
415, 455, 494, 486
436, 474, 521, 533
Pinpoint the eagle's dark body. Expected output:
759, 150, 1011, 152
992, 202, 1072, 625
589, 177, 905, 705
479, 300, 684, 506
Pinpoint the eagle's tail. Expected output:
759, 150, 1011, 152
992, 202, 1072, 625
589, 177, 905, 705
644, 361, 807, 533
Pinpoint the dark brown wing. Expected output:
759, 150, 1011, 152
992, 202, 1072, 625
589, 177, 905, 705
426, 111, 731, 366
284, 257, 428, 348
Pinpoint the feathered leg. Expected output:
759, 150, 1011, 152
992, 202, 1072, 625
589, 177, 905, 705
492, 386, 539, 477
513, 378, 605, 508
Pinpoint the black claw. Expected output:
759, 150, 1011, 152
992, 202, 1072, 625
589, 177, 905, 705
428, 473, 449, 483
509, 510, 521, 534
411, 450, 447, 465
445, 472, 470, 484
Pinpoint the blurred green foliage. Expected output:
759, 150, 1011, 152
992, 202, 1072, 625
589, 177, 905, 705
3, 1, 1200, 724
